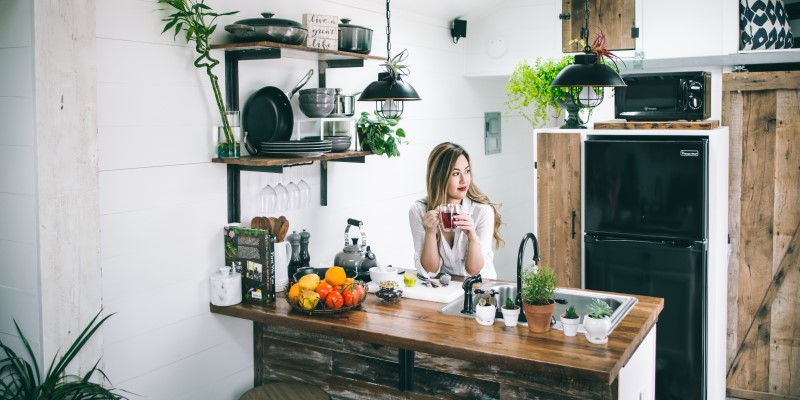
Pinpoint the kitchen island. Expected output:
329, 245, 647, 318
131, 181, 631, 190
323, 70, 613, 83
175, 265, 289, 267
211, 287, 663, 399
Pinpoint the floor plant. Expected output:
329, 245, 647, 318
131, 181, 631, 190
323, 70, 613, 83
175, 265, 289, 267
0, 310, 127, 399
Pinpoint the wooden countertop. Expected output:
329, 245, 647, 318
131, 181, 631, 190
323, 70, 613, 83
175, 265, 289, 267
210, 286, 663, 385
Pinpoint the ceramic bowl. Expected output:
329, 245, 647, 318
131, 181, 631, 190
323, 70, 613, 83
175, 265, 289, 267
299, 88, 335, 96
368, 266, 402, 284
299, 101, 335, 118
299, 93, 334, 103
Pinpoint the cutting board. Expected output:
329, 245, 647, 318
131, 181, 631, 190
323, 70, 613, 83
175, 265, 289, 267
400, 281, 464, 303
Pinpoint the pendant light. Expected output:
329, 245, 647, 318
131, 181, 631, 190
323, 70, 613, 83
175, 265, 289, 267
550, 0, 626, 108
358, 0, 420, 118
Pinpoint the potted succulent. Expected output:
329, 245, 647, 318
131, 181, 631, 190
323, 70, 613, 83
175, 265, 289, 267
356, 111, 406, 158
584, 298, 613, 344
501, 296, 521, 327
520, 264, 557, 333
0, 311, 129, 399
560, 305, 580, 337
474, 289, 498, 326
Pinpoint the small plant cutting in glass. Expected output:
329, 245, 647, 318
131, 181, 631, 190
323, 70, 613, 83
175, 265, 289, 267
157, 0, 238, 148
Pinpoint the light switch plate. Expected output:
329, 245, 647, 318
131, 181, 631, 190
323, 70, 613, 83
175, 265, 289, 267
484, 112, 501, 155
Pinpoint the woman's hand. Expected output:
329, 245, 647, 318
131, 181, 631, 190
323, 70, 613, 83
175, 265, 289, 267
423, 209, 440, 233
454, 213, 478, 240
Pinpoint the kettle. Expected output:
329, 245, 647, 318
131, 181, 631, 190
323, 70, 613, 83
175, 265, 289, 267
333, 218, 375, 281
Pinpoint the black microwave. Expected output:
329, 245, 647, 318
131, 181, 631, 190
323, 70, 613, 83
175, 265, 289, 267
614, 71, 710, 121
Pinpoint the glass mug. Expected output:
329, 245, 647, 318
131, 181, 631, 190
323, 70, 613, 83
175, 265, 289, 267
438, 204, 461, 232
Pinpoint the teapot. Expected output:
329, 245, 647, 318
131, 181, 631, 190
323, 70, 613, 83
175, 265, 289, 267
333, 218, 376, 281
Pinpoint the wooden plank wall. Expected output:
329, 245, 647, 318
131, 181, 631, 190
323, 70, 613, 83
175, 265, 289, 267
722, 71, 800, 399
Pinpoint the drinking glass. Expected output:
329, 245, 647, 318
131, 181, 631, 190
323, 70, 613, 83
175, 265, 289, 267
259, 176, 277, 214
286, 168, 300, 210
298, 166, 311, 207
438, 204, 461, 232
275, 181, 289, 213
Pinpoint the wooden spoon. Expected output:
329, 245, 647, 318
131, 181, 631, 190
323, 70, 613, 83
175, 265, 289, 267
266, 216, 278, 234
251, 216, 268, 230
276, 216, 289, 242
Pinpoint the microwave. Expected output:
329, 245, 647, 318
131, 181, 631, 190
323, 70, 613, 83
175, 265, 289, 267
614, 71, 710, 121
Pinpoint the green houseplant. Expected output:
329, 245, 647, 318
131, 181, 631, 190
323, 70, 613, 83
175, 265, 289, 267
505, 55, 573, 128
157, 0, 239, 156
501, 296, 521, 327
584, 298, 614, 344
520, 264, 557, 333
560, 304, 580, 337
0, 311, 127, 399
474, 289, 498, 326
356, 111, 406, 158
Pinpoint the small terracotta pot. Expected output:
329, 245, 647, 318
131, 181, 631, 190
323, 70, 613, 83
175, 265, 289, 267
522, 300, 556, 333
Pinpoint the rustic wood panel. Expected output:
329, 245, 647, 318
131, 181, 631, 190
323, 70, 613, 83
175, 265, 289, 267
769, 90, 800, 396
562, 0, 634, 52
209, 40, 385, 61
723, 71, 800, 92
211, 150, 372, 167
537, 132, 582, 288
723, 73, 800, 399
592, 120, 720, 130
211, 285, 663, 386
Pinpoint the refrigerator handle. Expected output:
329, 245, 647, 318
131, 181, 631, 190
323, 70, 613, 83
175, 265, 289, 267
587, 236, 705, 250
571, 210, 576, 239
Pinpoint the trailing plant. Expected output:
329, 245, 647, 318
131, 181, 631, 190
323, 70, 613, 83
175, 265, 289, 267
586, 298, 613, 319
520, 264, 557, 306
157, 0, 238, 144
356, 111, 406, 158
0, 310, 128, 399
503, 296, 519, 310
505, 56, 573, 128
563, 305, 579, 319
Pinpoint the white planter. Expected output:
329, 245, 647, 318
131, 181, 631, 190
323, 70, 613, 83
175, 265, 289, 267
560, 315, 580, 337
583, 315, 611, 344
501, 307, 520, 327
475, 305, 496, 326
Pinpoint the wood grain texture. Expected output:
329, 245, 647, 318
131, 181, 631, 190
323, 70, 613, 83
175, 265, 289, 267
724, 77, 800, 398
212, 151, 372, 167
211, 282, 663, 388
563, 0, 634, 52
722, 71, 800, 92
537, 132, 581, 288
210, 40, 385, 61
593, 120, 720, 130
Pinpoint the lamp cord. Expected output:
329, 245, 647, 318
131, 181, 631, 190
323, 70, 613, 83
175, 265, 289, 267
385, 0, 392, 62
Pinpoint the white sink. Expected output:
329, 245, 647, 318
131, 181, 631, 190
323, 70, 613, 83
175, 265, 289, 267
439, 283, 638, 333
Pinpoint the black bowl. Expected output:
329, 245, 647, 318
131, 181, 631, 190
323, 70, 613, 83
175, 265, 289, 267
292, 267, 358, 283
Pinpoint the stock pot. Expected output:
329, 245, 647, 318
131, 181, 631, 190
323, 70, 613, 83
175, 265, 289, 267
338, 18, 372, 54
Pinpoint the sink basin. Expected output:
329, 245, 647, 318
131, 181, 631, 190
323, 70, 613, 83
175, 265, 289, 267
439, 283, 638, 334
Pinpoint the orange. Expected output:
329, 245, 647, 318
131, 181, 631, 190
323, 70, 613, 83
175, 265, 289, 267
344, 277, 355, 285
325, 266, 347, 286
288, 283, 301, 303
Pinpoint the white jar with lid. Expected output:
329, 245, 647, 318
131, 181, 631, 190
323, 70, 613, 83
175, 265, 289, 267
209, 266, 242, 306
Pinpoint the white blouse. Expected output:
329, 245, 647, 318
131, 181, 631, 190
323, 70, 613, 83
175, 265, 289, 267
408, 197, 497, 279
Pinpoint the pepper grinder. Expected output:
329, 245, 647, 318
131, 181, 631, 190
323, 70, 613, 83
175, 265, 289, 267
287, 230, 301, 277
299, 229, 311, 268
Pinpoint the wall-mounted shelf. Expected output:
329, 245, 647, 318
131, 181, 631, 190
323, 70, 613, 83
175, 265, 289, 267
211, 40, 378, 222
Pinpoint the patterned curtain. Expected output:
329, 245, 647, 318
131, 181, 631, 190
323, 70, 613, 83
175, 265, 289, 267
740, 0, 795, 50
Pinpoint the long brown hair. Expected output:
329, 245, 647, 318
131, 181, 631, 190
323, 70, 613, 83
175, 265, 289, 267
425, 142, 504, 248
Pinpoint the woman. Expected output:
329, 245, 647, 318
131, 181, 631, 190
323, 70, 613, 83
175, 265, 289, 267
409, 142, 504, 279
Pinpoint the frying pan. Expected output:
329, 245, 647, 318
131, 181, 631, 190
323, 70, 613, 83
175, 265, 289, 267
243, 69, 314, 155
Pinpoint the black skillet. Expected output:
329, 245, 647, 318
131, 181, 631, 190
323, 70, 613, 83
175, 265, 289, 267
243, 69, 313, 154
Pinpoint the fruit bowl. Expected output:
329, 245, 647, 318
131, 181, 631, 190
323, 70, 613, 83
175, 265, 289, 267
284, 277, 367, 315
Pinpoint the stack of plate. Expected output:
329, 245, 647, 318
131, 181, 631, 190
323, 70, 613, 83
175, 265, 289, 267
260, 140, 333, 157
302, 136, 351, 152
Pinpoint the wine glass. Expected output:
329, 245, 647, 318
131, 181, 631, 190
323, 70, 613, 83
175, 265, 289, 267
298, 165, 311, 207
275, 180, 289, 213
259, 176, 277, 214
286, 168, 300, 210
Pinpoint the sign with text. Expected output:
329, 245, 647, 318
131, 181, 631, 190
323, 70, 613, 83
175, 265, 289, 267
303, 14, 338, 50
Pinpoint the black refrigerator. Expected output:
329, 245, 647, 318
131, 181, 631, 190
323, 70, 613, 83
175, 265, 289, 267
584, 136, 708, 400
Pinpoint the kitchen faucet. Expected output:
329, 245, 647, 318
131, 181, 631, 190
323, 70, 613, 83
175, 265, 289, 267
460, 274, 483, 314
516, 233, 541, 322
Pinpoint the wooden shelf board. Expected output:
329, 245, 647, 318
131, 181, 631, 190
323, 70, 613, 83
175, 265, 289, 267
593, 120, 721, 130
212, 150, 373, 167
211, 40, 385, 61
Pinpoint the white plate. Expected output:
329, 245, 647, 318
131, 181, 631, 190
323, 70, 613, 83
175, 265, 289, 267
259, 151, 328, 158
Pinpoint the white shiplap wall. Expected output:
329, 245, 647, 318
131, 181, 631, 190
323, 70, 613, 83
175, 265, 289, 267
0, 0, 41, 365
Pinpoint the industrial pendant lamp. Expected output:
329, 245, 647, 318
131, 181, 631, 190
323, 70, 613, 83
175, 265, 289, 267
550, 0, 626, 108
358, 0, 421, 118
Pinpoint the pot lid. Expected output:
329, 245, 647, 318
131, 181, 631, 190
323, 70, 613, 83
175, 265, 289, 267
339, 18, 372, 31
234, 12, 303, 28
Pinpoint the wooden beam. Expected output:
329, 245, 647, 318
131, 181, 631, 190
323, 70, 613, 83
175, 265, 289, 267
727, 386, 800, 400
726, 222, 800, 385
723, 71, 800, 92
